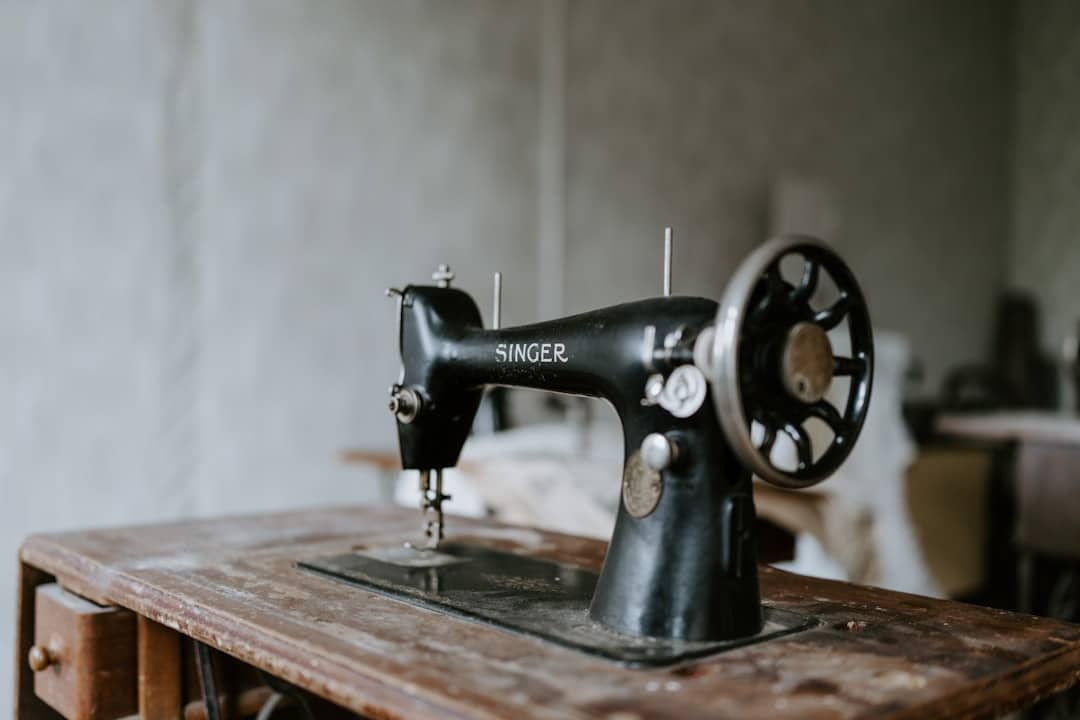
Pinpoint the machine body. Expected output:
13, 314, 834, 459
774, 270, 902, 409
380, 235, 874, 645
392, 289, 759, 639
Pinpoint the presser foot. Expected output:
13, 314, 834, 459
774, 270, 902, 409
414, 469, 451, 550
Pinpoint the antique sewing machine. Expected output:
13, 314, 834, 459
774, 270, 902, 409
302, 232, 874, 665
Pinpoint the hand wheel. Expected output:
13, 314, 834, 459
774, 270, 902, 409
710, 235, 873, 489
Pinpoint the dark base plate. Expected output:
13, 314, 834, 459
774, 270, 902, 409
299, 542, 816, 667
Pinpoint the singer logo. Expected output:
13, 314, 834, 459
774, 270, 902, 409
495, 342, 569, 364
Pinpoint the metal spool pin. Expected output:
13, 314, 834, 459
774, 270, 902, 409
493, 272, 502, 329
663, 227, 673, 297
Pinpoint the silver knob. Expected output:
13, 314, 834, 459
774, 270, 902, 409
389, 386, 422, 423
640, 433, 679, 472
642, 373, 665, 406
658, 364, 708, 418
432, 264, 455, 287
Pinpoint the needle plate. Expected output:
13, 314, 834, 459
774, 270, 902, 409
299, 542, 815, 667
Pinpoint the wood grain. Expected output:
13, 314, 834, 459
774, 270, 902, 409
31, 584, 137, 720
17, 505, 1080, 719
15, 562, 65, 720
138, 616, 182, 720
341, 450, 401, 471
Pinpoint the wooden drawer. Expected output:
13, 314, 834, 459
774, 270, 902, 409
29, 584, 136, 720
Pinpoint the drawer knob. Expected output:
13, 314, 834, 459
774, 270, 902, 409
27, 644, 55, 672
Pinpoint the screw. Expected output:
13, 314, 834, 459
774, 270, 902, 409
643, 374, 665, 405
389, 387, 421, 423
432, 264, 455, 287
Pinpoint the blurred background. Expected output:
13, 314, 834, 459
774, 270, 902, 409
3, 0, 1080, 715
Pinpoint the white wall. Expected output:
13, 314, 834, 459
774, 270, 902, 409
1, 2, 1011, 713
0, 2, 541, 712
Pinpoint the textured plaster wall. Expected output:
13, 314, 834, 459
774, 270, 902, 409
1, 2, 1012, 713
564, 0, 1010, 395
1011, 0, 1080, 358
0, 2, 539, 712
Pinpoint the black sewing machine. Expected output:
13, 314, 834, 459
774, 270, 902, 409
303, 232, 873, 666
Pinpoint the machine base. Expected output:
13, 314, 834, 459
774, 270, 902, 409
299, 542, 815, 667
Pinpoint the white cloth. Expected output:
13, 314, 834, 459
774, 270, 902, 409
776, 332, 942, 596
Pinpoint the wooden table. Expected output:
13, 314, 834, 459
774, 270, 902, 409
15, 506, 1080, 719
938, 412, 1080, 616
936, 412, 1080, 447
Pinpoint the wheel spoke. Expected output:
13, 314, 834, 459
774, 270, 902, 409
765, 262, 784, 291
749, 292, 772, 325
806, 400, 846, 435
813, 294, 851, 330
749, 265, 788, 324
790, 259, 819, 303
763, 263, 791, 304
781, 423, 813, 470
758, 424, 777, 455
833, 355, 864, 377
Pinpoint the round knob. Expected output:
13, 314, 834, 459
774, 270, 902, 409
640, 433, 679, 472
780, 321, 834, 404
27, 645, 54, 672
658, 365, 708, 418
388, 386, 421, 423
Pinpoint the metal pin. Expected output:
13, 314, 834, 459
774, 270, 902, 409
642, 324, 657, 369
434, 469, 444, 544
419, 469, 430, 502
418, 469, 432, 542
493, 272, 503, 329
417, 468, 448, 549
663, 227, 673, 297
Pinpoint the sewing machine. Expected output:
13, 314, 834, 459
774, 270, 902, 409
302, 232, 874, 663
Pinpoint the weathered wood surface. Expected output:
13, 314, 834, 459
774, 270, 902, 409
18, 505, 1080, 720
30, 584, 136, 720
137, 616, 182, 720
15, 562, 65, 720
341, 449, 401, 471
